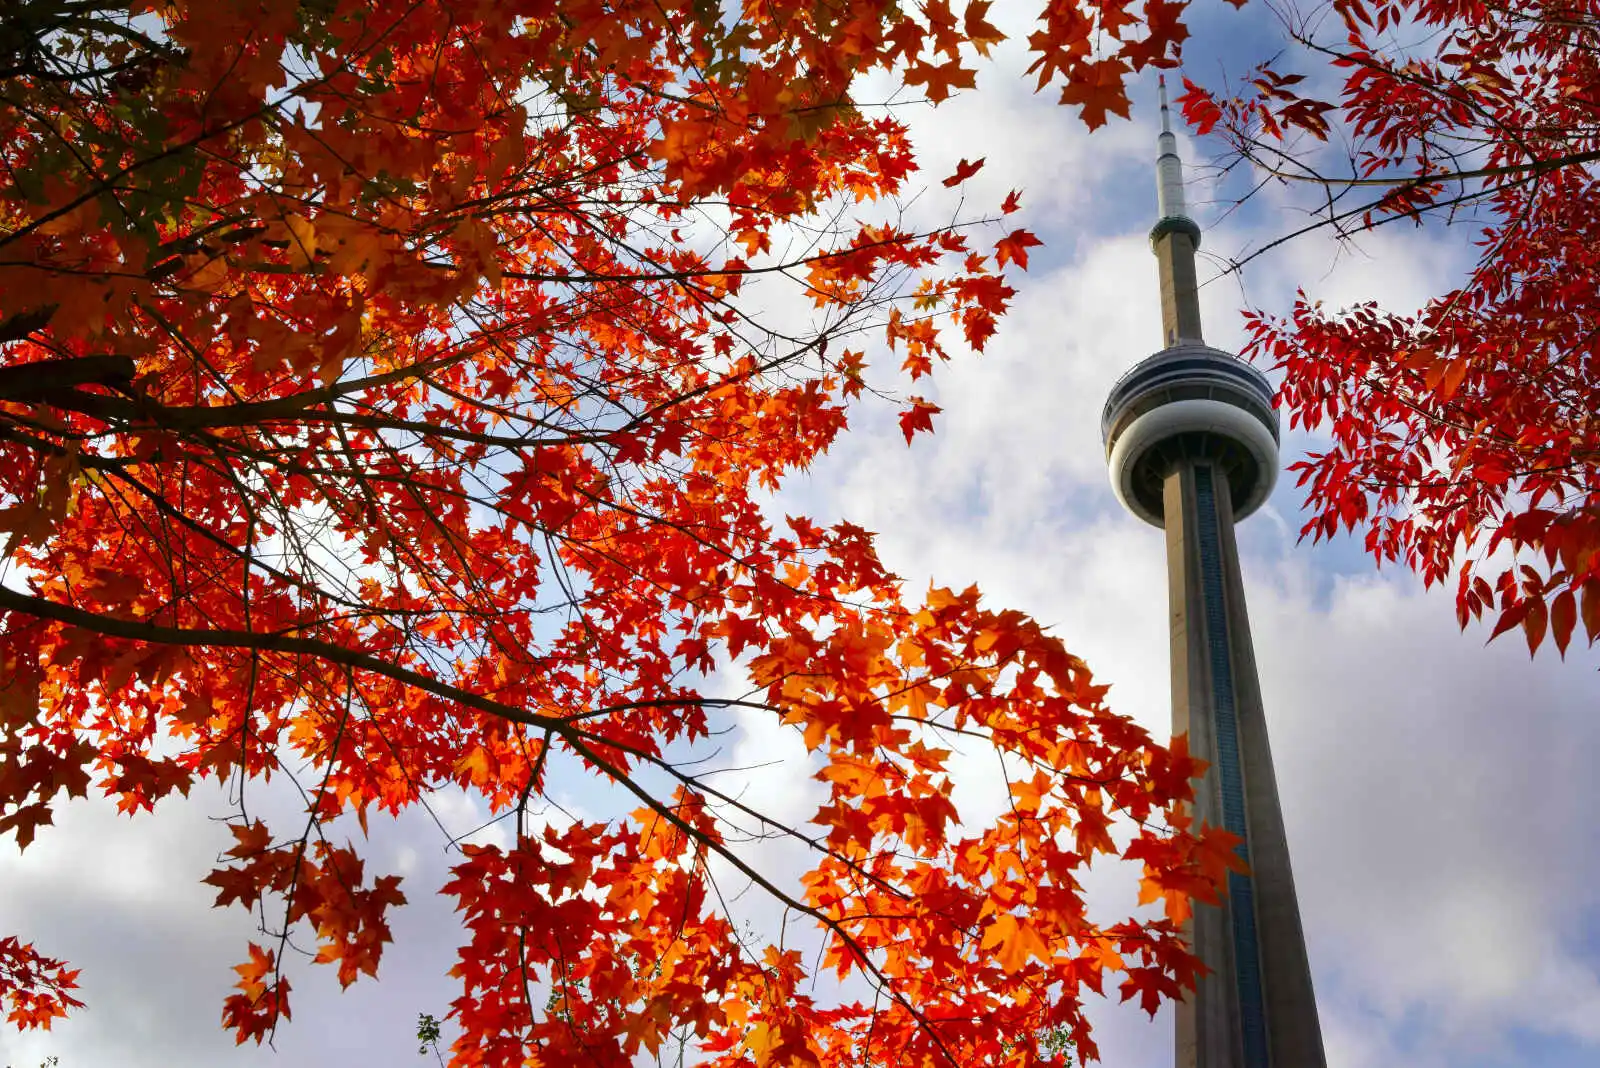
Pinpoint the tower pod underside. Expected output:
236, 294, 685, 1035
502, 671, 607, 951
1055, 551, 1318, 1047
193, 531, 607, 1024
1102, 343, 1280, 527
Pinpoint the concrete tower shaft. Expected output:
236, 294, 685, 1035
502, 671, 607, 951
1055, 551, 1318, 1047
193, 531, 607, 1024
1098, 78, 1326, 1068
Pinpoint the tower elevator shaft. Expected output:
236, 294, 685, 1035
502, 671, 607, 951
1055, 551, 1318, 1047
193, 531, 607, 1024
1162, 463, 1323, 1068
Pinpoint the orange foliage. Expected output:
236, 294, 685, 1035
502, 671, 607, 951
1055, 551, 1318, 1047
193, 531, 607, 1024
0, 0, 1212, 1063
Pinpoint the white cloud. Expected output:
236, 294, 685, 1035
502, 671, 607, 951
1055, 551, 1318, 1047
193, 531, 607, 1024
1249, 564, 1600, 1062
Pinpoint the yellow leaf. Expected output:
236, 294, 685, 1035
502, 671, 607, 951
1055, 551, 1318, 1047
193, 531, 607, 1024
285, 213, 317, 268
746, 1021, 774, 1059
453, 746, 491, 784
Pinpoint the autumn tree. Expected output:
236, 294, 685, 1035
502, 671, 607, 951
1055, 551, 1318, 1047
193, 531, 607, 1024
1179, 0, 1600, 657
0, 1, 1232, 1064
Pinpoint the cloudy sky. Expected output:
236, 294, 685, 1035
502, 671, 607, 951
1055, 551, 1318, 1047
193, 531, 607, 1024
5, 4, 1600, 1068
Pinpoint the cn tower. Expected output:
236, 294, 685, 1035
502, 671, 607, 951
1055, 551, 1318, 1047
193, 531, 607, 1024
1100, 78, 1327, 1068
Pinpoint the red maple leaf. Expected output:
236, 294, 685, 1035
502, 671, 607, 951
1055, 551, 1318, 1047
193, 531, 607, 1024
943, 157, 986, 187
898, 397, 943, 443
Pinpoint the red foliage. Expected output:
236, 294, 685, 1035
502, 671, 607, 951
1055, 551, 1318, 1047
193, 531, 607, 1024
0, 1, 1214, 1064
0, 936, 82, 1031
1190, 0, 1600, 656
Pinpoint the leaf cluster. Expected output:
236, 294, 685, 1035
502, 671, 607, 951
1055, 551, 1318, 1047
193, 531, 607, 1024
1185, 0, 1600, 657
0, 1, 1227, 1064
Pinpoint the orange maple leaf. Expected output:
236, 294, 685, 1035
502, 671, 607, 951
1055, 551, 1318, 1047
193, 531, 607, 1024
964, 1, 1007, 55
1058, 59, 1133, 130
981, 912, 1051, 974
995, 228, 1043, 269
909, 58, 979, 103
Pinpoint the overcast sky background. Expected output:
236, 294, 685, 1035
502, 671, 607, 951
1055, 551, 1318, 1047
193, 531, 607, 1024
6, 3, 1600, 1067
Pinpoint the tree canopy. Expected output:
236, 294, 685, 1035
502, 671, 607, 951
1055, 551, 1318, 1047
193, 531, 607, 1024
1181, 0, 1600, 657
0, 1, 1231, 1065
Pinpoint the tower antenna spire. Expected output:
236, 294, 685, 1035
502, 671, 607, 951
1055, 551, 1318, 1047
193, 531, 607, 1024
1154, 74, 1193, 241
1149, 76, 1202, 345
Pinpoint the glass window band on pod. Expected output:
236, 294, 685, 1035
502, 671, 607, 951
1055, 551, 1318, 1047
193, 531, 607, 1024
1101, 342, 1280, 527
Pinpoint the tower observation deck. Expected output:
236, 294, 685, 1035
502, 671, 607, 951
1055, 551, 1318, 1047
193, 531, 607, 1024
1100, 78, 1326, 1068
